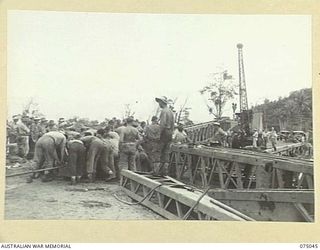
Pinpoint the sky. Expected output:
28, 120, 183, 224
7, 11, 312, 123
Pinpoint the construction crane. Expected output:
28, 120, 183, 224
235, 43, 264, 143
235, 43, 251, 136
237, 43, 249, 112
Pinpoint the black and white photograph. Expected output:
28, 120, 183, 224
5, 11, 313, 222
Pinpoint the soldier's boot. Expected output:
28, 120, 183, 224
70, 176, 77, 185
162, 163, 169, 176
87, 173, 95, 183
152, 162, 161, 175
32, 172, 40, 179
26, 175, 33, 183
105, 169, 116, 181
41, 174, 53, 182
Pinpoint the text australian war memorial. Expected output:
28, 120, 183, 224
5, 44, 313, 222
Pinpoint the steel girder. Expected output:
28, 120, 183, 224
120, 170, 255, 221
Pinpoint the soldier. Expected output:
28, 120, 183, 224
27, 131, 67, 183
58, 118, 68, 131
81, 129, 114, 182
67, 132, 86, 185
29, 116, 45, 158
252, 129, 258, 148
17, 115, 31, 158
143, 116, 161, 173
155, 96, 175, 175
47, 120, 58, 132
207, 122, 227, 146
172, 123, 190, 144
115, 119, 127, 136
7, 115, 20, 143
104, 126, 119, 180
119, 117, 140, 171
269, 127, 278, 151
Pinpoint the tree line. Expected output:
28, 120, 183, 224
253, 88, 312, 131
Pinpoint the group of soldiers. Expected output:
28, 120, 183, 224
7, 96, 182, 185
10, 95, 285, 185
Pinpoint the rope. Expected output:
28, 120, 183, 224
182, 186, 211, 220
113, 183, 163, 205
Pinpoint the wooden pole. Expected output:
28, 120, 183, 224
6, 166, 66, 178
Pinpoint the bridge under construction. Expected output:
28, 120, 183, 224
120, 121, 314, 222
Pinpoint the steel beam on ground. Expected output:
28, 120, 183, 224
207, 189, 314, 222
120, 170, 254, 221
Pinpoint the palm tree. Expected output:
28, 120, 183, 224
290, 89, 312, 130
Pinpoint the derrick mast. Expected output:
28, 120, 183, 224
237, 43, 251, 135
237, 43, 249, 112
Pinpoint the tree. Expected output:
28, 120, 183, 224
174, 97, 193, 125
200, 70, 237, 119
289, 88, 312, 130
22, 97, 44, 118
123, 104, 135, 119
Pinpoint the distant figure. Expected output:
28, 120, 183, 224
29, 116, 45, 158
208, 122, 227, 146
17, 115, 31, 158
172, 123, 189, 144
252, 129, 258, 148
137, 121, 147, 136
262, 129, 268, 148
7, 115, 20, 144
257, 131, 264, 149
155, 96, 175, 175
30, 117, 45, 143
47, 120, 58, 132
231, 132, 241, 149
270, 127, 277, 151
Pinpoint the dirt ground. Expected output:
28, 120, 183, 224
5, 140, 311, 220
5, 163, 163, 220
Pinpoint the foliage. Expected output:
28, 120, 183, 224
200, 70, 237, 119
254, 88, 312, 130
22, 98, 44, 118
174, 97, 193, 125
123, 104, 135, 119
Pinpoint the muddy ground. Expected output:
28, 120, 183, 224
5, 162, 163, 220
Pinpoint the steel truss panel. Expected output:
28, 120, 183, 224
185, 121, 311, 159
169, 145, 313, 189
120, 170, 254, 221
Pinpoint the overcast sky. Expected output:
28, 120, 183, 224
7, 11, 311, 123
